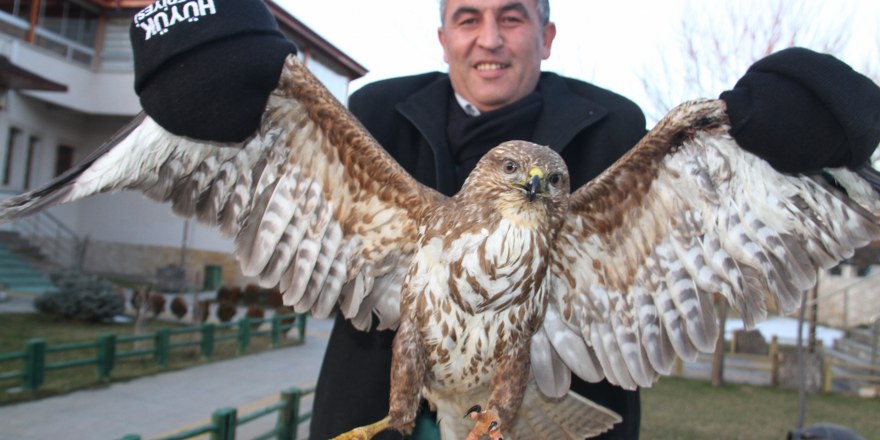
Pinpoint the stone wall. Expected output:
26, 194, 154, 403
81, 239, 255, 289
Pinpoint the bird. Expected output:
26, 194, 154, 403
1, 54, 879, 439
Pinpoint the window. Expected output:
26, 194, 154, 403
0, 1, 98, 64
55, 144, 73, 176
2, 127, 20, 186
23, 134, 37, 190
38, 0, 98, 48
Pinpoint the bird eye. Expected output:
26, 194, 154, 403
549, 173, 562, 186
503, 160, 517, 174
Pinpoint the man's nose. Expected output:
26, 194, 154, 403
476, 19, 503, 50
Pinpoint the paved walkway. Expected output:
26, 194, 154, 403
0, 311, 334, 440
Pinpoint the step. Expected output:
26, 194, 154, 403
832, 337, 877, 364
847, 327, 879, 347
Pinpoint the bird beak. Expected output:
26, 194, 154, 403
523, 168, 544, 202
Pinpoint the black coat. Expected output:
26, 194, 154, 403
310, 72, 647, 440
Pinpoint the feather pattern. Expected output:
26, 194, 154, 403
545, 99, 880, 390
2, 55, 879, 439
0, 55, 444, 331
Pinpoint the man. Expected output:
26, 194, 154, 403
123, 0, 877, 438
310, 1, 643, 438
310, 1, 880, 439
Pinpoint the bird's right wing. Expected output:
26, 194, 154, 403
0, 55, 445, 331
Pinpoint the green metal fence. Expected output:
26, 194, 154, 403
119, 386, 315, 440
0, 312, 307, 392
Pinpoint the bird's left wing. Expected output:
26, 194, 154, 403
0, 55, 444, 331
532, 99, 880, 396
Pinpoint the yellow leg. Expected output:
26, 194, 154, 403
331, 416, 392, 440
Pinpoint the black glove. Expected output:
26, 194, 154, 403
720, 47, 880, 173
130, 0, 297, 142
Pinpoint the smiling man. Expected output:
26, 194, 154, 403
439, 0, 555, 112
310, 1, 645, 439
309, 0, 880, 439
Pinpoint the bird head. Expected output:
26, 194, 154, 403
463, 141, 570, 228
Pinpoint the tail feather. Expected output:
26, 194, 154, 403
514, 387, 621, 439
434, 384, 620, 440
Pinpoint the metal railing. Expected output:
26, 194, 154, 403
8, 210, 84, 271
119, 386, 315, 440
0, 9, 95, 65
0, 312, 307, 392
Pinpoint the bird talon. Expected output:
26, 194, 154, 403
464, 404, 482, 418
330, 416, 391, 440
465, 407, 504, 440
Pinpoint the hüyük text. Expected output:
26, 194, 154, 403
133, 0, 217, 40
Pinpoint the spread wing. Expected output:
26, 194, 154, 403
532, 99, 880, 396
0, 55, 444, 331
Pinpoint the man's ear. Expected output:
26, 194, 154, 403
542, 22, 557, 60
438, 27, 450, 64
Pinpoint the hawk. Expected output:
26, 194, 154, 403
2, 55, 879, 439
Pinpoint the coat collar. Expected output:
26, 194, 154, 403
395, 74, 458, 195
533, 72, 608, 152
394, 72, 609, 193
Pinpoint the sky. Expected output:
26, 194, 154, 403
275, 0, 880, 122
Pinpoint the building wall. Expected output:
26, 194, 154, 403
0, 5, 360, 289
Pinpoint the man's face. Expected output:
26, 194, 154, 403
439, 0, 556, 113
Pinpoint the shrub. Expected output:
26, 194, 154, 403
33, 272, 123, 323
216, 300, 237, 322
245, 306, 265, 329
276, 306, 297, 326
216, 285, 239, 303
265, 287, 283, 308
149, 293, 166, 317
242, 284, 261, 305
170, 296, 188, 319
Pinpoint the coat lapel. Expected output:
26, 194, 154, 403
395, 76, 458, 196
532, 73, 608, 153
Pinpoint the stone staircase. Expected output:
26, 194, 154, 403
824, 326, 880, 393
0, 231, 58, 294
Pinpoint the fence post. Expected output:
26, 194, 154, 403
296, 314, 307, 343
155, 328, 170, 368
770, 336, 779, 387
673, 356, 683, 377
96, 333, 116, 381
23, 339, 46, 392
271, 314, 282, 348
211, 407, 237, 440
239, 318, 251, 354
275, 387, 302, 440
202, 323, 215, 360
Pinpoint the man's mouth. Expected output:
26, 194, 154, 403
475, 63, 509, 71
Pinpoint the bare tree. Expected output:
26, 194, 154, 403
640, 0, 862, 390
639, 0, 854, 122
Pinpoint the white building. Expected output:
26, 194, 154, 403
0, 0, 366, 289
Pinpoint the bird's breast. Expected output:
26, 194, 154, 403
406, 217, 551, 393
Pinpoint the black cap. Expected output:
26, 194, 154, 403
130, 0, 297, 142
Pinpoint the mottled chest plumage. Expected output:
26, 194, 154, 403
404, 211, 553, 392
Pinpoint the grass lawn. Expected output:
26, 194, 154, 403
0, 312, 299, 406
642, 376, 880, 439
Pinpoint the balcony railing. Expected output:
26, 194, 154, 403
0, 10, 95, 66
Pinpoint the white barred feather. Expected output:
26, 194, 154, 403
543, 99, 880, 392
